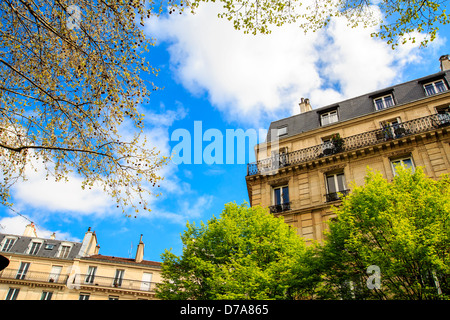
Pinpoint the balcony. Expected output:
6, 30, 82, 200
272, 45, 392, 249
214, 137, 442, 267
325, 190, 350, 202
72, 273, 158, 293
269, 202, 291, 214
0, 269, 69, 288
247, 113, 450, 176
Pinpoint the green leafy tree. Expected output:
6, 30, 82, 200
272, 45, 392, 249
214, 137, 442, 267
0, 0, 169, 214
178, 0, 450, 47
317, 166, 450, 299
156, 202, 318, 300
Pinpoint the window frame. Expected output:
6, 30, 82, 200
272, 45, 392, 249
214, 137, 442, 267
320, 109, 339, 126
41, 291, 53, 300
373, 94, 395, 110
423, 79, 448, 96
390, 156, 415, 176
272, 185, 289, 206
85, 266, 97, 284
5, 288, 20, 300
325, 171, 348, 202
27, 240, 43, 255
57, 244, 72, 259
0, 236, 17, 252
16, 262, 30, 280
113, 269, 125, 287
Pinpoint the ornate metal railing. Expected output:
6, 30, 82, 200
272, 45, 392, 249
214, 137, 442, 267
247, 113, 450, 176
325, 190, 350, 202
269, 202, 291, 214
73, 273, 158, 292
0, 269, 69, 285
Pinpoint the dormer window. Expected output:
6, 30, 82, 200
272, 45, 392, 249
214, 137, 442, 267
320, 110, 338, 126
424, 79, 447, 96
374, 94, 394, 110
277, 126, 287, 137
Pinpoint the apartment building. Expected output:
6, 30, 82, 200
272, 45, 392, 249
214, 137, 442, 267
0, 224, 162, 300
246, 55, 450, 243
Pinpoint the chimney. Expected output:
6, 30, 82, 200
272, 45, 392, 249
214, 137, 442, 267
78, 227, 98, 257
135, 234, 144, 263
23, 223, 38, 237
440, 55, 450, 71
299, 98, 312, 113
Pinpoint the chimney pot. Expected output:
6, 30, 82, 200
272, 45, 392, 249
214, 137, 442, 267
439, 54, 450, 71
299, 98, 312, 113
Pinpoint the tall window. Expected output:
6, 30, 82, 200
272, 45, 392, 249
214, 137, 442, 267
273, 186, 289, 206
320, 110, 338, 126
85, 266, 97, 284
113, 269, 124, 287
374, 94, 395, 110
28, 241, 41, 255
5, 288, 20, 300
325, 172, 347, 202
0, 237, 16, 252
41, 291, 53, 300
16, 262, 30, 280
391, 156, 415, 175
424, 80, 447, 96
58, 245, 71, 259
79, 293, 90, 300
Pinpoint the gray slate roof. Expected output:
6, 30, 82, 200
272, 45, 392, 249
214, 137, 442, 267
267, 70, 450, 142
0, 233, 82, 260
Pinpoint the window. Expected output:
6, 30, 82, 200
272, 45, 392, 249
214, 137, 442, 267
269, 185, 290, 213
274, 186, 289, 205
113, 269, 124, 287
374, 94, 395, 110
58, 245, 71, 259
49, 265, 62, 283
5, 288, 20, 300
109, 296, 119, 300
1, 237, 16, 252
141, 273, 153, 291
424, 80, 447, 96
44, 244, 55, 250
16, 262, 30, 280
27, 241, 42, 255
320, 110, 338, 126
380, 118, 403, 139
391, 156, 415, 175
79, 293, 90, 300
277, 126, 287, 137
85, 266, 97, 284
41, 291, 53, 300
325, 172, 348, 202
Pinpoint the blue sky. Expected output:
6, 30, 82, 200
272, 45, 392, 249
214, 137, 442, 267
1, 3, 449, 262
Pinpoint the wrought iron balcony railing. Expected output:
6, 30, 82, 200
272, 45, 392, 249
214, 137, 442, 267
269, 202, 291, 214
0, 269, 69, 285
72, 273, 158, 292
247, 113, 450, 176
325, 190, 350, 202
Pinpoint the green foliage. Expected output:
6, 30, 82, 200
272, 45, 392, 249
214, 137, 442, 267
178, 0, 450, 47
156, 202, 318, 300
0, 0, 169, 214
317, 166, 450, 299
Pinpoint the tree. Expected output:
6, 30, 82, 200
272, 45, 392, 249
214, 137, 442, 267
317, 166, 450, 299
179, 0, 450, 47
0, 0, 169, 214
156, 202, 318, 299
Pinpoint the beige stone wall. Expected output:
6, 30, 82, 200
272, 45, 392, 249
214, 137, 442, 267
247, 93, 450, 243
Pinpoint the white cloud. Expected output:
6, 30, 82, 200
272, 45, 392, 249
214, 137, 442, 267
0, 215, 78, 241
147, 3, 440, 125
